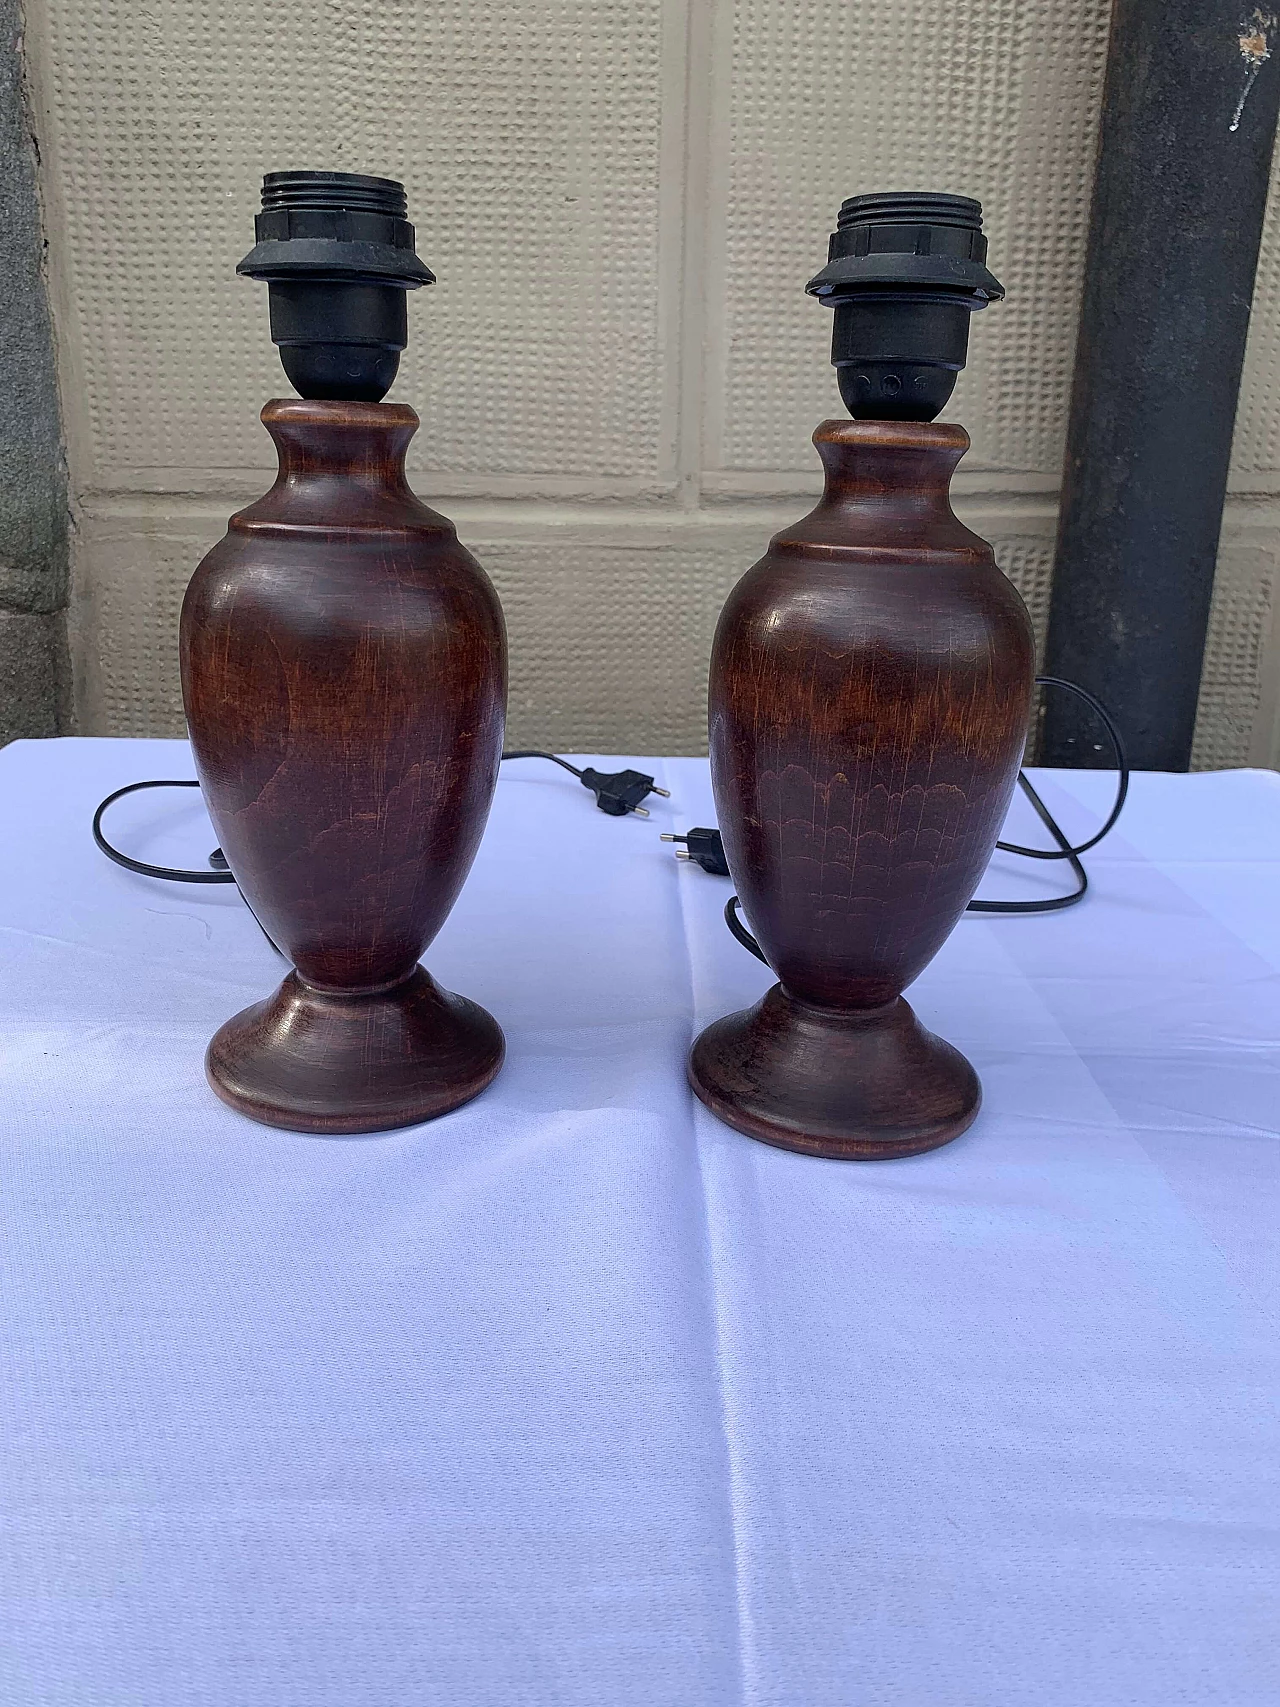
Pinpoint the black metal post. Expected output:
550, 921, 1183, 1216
1042, 1, 1280, 769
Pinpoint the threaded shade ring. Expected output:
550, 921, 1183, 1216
261, 171, 408, 219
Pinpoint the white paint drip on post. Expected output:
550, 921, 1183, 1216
1230, 9, 1274, 132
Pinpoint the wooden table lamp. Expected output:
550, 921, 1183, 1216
689, 194, 1035, 1159
180, 172, 506, 1133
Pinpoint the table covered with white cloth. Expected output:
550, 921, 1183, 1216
2, 736, 1278, 1705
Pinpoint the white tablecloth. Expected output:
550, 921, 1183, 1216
2, 736, 1278, 1706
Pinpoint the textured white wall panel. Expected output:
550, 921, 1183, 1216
33, 0, 670, 487
1231, 152, 1280, 486
1191, 526, 1280, 768
708, 0, 1112, 478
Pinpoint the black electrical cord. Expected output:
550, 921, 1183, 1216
966, 676, 1127, 915
723, 676, 1129, 960
93, 679, 1126, 955
501, 749, 584, 778
992, 678, 1128, 862
725, 895, 768, 962
92, 752, 674, 883
502, 751, 671, 817
92, 779, 235, 884
963, 770, 1087, 915
93, 777, 290, 957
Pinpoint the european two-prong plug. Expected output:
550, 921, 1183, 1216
501, 751, 671, 817
660, 826, 730, 875
578, 766, 671, 818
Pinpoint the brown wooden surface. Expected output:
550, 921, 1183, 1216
180, 398, 506, 1133
689, 418, 1035, 1159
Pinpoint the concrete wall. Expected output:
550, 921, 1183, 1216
0, 0, 68, 744
18, 0, 1280, 764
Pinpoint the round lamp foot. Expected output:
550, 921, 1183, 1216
689, 985, 979, 1160
207, 967, 503, 1134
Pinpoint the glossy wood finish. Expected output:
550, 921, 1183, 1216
180, 398, 506, 1133
689, 419, 1034, 1158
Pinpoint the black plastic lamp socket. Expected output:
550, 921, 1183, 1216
806, 192, 1003, 421
237, 171, 434, 403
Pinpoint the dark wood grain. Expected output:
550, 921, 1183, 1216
689, 418, 1034, 1158
180, 398, 506, 1133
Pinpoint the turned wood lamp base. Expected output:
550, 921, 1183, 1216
688, 985, 980, 1161
206, 967, 504, 1135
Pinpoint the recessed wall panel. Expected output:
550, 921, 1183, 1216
710, 0, 1111, 476
35, 0, 667, 485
